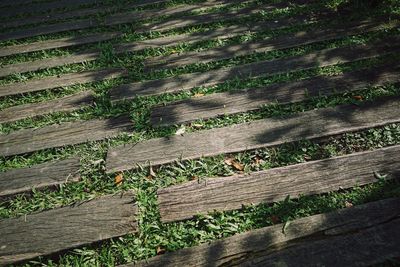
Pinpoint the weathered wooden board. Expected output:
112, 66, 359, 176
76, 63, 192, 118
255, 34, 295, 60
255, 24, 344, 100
136, 2, 287, 33
0, 68, 125, 97
0, 115, 132, 157
145, 19, 399, 70
109, 37, 400, 102
106, 96, 400, 173
0, 0, 165, 17
150, 63, 400, 126
0, 157, 80, 198
0, 191, 138, 265
158, 145, 400, 222
0, 0, 166, 29
0, 51, 100, 78
0, 32, 121, 58
118, 13, 313, 51
0, 0, 101, 17
0, 90, 94, 123
0, 0, 242, 42
126, 198, 400, 267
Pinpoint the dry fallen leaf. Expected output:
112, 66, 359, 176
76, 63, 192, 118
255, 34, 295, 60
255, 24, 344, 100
175, 126, 186, 135
193, 93, 205, 98
156, 247, 166, 255
149, 166, 157, 178
271, 215, 280, 224
352, 95, 363, 101
224, 157, 244, 171
303, 154, 312, 161
191, 123, 203, 129
345, 201, 353, 208
115, 173, 123, 186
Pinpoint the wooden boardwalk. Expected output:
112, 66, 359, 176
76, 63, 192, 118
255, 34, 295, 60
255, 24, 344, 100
0, 0, 399, 265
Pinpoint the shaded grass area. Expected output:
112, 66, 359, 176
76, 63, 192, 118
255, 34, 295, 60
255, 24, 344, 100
1, 0, 400, 266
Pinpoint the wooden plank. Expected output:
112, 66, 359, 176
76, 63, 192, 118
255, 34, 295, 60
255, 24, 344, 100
158, 145, 400, 222
116, 14, 313, 53
145, 18, 399, 70
0, 32, 121, 58
150, 63, 400, 127
127, 198, 400, 267
0, 0, 243, 42
0, 68, 126, 97
135, 2, 287, 34
0, 115, 132, 157
0, 157, 80, 198
106, 96, 400, 173
0, 0, 101, 17
0, 51, 101, 78
109, 37, 400, 102
0, 0, 166, 29
0, 90, 94, 123
0, 191, 138, 265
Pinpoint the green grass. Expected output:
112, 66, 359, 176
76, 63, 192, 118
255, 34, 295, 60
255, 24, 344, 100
1, 0, 400, 266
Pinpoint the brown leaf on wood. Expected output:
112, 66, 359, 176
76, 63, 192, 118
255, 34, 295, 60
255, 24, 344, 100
115, 173, 123, 186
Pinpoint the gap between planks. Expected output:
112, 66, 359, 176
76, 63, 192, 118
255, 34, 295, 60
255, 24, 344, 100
0, 157, 80, 198
123, 198, 400, 266
157, 144, 400, 222
106, 95, 400, 173
150, 62, 400, 127
109, 36, 400, 102
0, 191, 138, 266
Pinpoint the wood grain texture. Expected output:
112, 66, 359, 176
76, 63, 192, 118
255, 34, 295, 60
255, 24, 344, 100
0, 0, 241, 42
145, 19, 399, 70
0, 91, 95, 123
135, 2, 286, 34
0, 115, 132, 157
0, 68, 125, 97
150, 63, 400, 126
110, 37, 400, 102
106, 96, 400, 173
0, 0, 166, 29
158, 145, 400, 222
0, 191, 138, 265
0, 157, 80, 198
0, 51, 100, 78
0, 0, 101, 18
0, 32, 121, 58
124, 198, 400, 267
